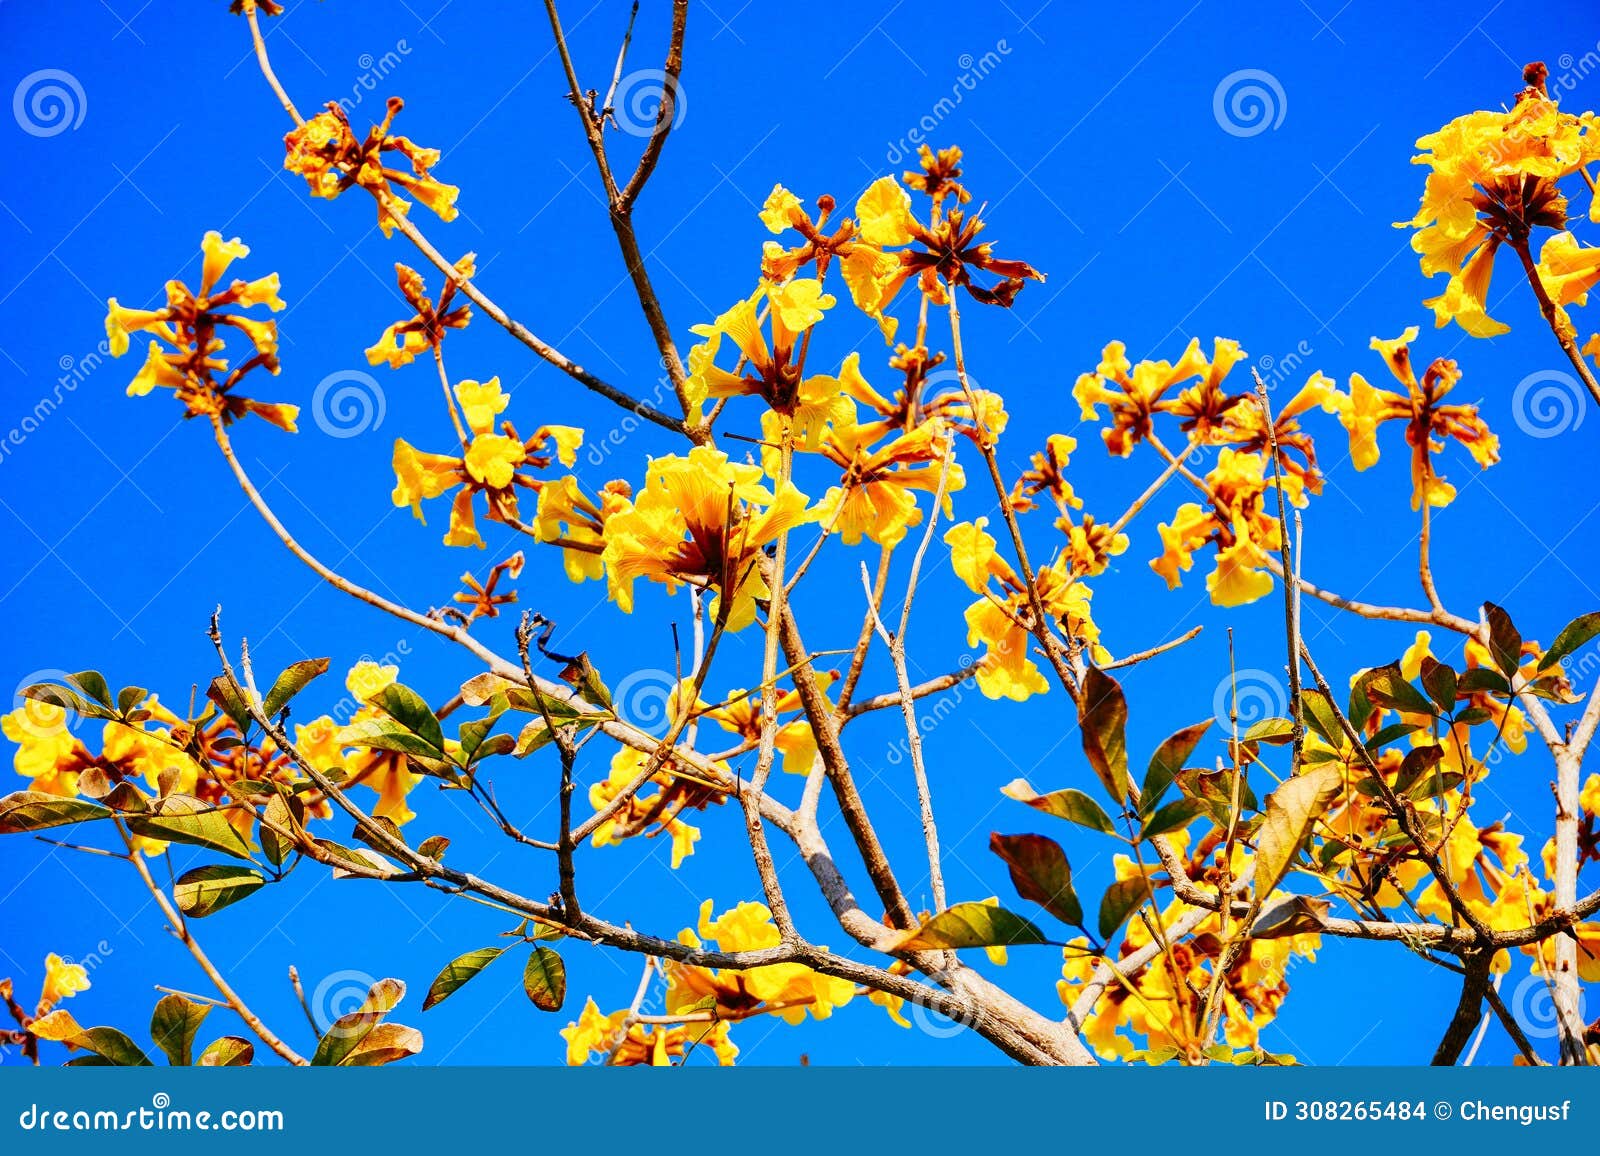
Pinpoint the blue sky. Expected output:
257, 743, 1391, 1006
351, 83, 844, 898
1, 0, 1598, 1067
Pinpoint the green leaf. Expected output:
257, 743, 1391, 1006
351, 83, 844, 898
1419, 658, 1458, 713
522, 946, 567, 1012
457, 711, 503, 762
1355, 663, 1433, 717
988, 833, 1083, 927
1140, 797, 1208, 839
29, 1010, 153, 1066
1457, 668, 1510, 695
1249, 895, 1331, 940
351, 815, 406, 857
126, 794, 253, 860
1141, 720, 1211, 816
1538, 611, 1600, 673
558, 653, 613, 710
1298, 689, 1342, 747
0, 791, 110, 835
418, 835, 450, 860
206, 675, 254, 732
196, 1036, 254, 1066
262, 657, 331, 717
1000, 779, 1116, 834
173, 865, 266, 918
21, 682, 99, 722
896, 901, 1049, 951
1252, 764, 1344, 902
260, 792, 299, 868
339, 719, 449, 761
116, 685, 148, 715
1098, 876, 1154, 941
513, 719, 556, 758
1393, 745, 1445, 795
1242, 717, 1295, 745
423, 946, 507, 1011
1364, 721, 1420, 751
312, 978, 406, 1067
1484, 602, 1523, 678
68, 670, 113, 708
150, 994, 211, 1066
371, 683, 445, 753
1079, 667, 1130, 803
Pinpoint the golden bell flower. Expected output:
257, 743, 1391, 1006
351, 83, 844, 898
328, 661, 422, 826
666, 899, 858, 1025
944, 518, 1108, 700
1402, 64, 1600, 338
38, 953, 90, 1012
559, 996, 738, 1066
600, 446, 816, 631
1010, 434, 1081, 515
700, 673, 838, 777
686, 282, 856, 444
856, 170, 1045, 307
902, 143, 972, 206
758, 185, 903, 343
392, 377, 582, 548
810, 417, 964, 548
1336, 328, 1499, 510
586, 746, 728, 868
1074, 337, 1214, 457
283, 97, 459, 237
2, 704, 91, 798
105, 232, 296, 430
1212, 371, 1341, 495
1150, 448, 1294, 608
365, 256, 474, 368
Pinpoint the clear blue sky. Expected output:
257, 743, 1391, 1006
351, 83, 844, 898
1, 0, 1597, 1066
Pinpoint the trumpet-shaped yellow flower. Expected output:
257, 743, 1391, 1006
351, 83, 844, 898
1151, 449, 1296, 608
104, 232, 296, 430
39, 953, 90, 1012
1335, 329, 1498, 509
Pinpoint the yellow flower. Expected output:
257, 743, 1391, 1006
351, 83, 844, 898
586, 747, 727, 868
105, 232, 294, 429
283, 98, 459, 237
1074, 338, 1215, 457
811, 417, 964, 548
2, 704, 89, 797
39, 953, 90, 1011
1150, 449, 1292, 608
1336, 329, 1498, 510
601, 446, 815, 630
1401, 67, 1600, 338
365, 257, 474, 369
